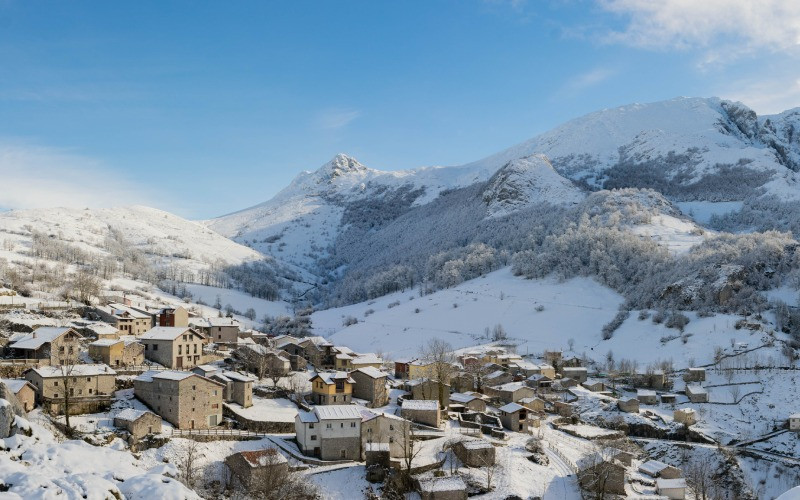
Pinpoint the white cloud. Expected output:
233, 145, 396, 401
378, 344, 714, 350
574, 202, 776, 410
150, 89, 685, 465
599, 0, 800, 58
721, 74, 800, 115
314, 107, 362, 131
0, 142, 161, 211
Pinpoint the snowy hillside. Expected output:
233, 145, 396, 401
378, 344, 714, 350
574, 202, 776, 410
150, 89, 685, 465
314, 267, 770, 368
0, 206, 263, 273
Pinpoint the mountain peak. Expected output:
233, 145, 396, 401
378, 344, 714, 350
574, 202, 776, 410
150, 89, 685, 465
318, 153, 367, 179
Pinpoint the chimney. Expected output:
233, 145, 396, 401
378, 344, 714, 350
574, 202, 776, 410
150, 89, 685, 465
32, 331, 36, 339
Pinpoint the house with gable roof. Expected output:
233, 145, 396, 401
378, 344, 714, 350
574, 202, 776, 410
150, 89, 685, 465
295, 404, 362, 460
133, 370, 224, 428
8, 327, 82, 364
349, 366, 389, 407
310, 371, 355, 405
139, 326, 205, 369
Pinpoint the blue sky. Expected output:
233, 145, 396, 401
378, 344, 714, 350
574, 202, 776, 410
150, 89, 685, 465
1, 0, 799, 218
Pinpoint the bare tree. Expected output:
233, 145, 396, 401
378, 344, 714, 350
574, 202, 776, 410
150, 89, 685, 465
72, 267, 101, 305
178, 439, 202, 489
684, 455, 713, 500
399, 421, 422, 492
54, 341, 81, 433
232, 449, 319, 499
728, 384, 741, 403
420, 338, 456, 409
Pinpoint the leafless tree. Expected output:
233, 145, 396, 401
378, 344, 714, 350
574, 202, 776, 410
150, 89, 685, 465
399, 421, 422, 492
728, 384, 741, 403
231, 449, 319, 499
684, 455, 713, 500
420, 338, 456, 409
72, 267, 101, 305
178, 439, 202, 489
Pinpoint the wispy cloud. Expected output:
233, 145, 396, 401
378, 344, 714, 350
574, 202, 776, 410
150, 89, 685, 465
721, 74, 800, 115
0, 141, 162, 211
597, 0, 800, 63
554, 67, 617, 98
314, 107, 362, 131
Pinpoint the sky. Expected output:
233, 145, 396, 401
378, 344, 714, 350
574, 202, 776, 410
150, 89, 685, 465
1, 0, 799, 219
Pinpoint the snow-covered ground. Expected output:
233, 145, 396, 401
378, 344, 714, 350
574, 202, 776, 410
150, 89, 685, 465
677, 201, 744, 225
316, 267, 773, 368
226, 397, 298, 423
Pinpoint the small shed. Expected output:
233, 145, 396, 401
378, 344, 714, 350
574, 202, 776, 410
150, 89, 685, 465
401, 400, 440, 427
657, 477, 687, 499
417, 476, 468, 500
114, 409, 162, 439
639, 460, 682, 479
636, 389, 658, 405
685, 385, 708, 403
618, 397, 639, 413
453, 439, 495, 467
674, 408, 697, 426
684, 367, 706, 382
225, 448, 289, 488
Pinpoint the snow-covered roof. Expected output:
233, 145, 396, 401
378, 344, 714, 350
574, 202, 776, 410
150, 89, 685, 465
301, 336, 332, 347
450, 392, 479, 404
352, 366, 388, 379
30, 364, 116, 378
311, 371, 355, 385
513, 360, 540, 370
637, 389, 657, 397
686, 385, 707, 394
335, 353, 353, 360
2, 378, 33, 393
657, 478, 687, 489
493, 381, 528, 392
189, 317, 240, 328
115, 409, 153, 422
274, 335, 301, 347
297, 410, 318, 423
90, 339, 122, 347
418, 476, 466, 493
334, 345, 355, 355
193, 364, 218, 374
485, 370, 507, 379
790, 413, 800, 419
527, 374, 551, 381
87, 323, 119, 335
105, 303, 150, 319
638, 460, 671, 476
314, 404, 363, 420
498, 402, 525, 413
139, 327, 195, 341
216, 370, 254, 383
458, 439, 493, 450
135, 370, 198, 383
562, 366, 587, 372
9, 327, 76, 350
583, 378, 603, 386
352, 353, 383, 365
402, 400, 438, 411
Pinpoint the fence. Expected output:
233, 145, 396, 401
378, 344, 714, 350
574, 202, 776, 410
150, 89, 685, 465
548, 442, 578, 474
170, 428, 267, 438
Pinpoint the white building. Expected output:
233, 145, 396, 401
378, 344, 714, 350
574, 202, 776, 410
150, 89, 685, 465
790, 413, 800, 432
295, 404, 362, 461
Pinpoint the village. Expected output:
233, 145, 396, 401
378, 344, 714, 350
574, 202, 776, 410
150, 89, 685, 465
1, 292, 799, 499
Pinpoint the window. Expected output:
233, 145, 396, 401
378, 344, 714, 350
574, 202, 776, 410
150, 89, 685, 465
69, 388, 74, 396
351, 422, 356, 427
340, 423, 343, 428
183, 335, 188, 341
309, 423, 314, 429
53, 381, 58, 386
310, 435, 317, 441
78, 389, 82, 395
59, 346, 65, 353
326, 423, 332, 429
86, 377, 91, 382
333, 396, 337, 402
212, 403, 219, 409
340, 450, 347, 458
194, 344, 197, 354
389, 425, 394, 431
153, 344, 158, 351
144, 344, 148, 351
389, 437, 394, 443
214, 390, 218, 396
178, 345, 182, 355
53, 393, 58, 398
89, 389, 93, 394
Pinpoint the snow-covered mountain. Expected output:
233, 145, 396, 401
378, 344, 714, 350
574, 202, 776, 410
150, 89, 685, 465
209, 96, 800, 281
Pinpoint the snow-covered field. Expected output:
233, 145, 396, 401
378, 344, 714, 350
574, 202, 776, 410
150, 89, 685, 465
316, 267, 772, 368
226, 397, 298, 423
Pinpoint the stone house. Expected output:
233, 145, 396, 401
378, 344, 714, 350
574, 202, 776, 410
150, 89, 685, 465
543, 350, 563, 368
637, 389, 658, 405
450, 372, 474, 393
310, 371, 355, 405
360, 409, 410, 459
509, 360, 542, 377
576, 454, 626, 496
674, 408, 697, 426
88, 339, 144, 367
635, 370, 667, 390
685, 385, 708, 403
405, 378, 450, 408
554, 377, 578, 390
94, 303, 152, 336
661, 393, 678, 404
299, 337, 336, 368
113, 408, 162, 439
417, 476, 467, 500
520, 396, 547, 413
394, 359, 412, 379
684, 367, 706, 382
1, 379, 36, 412
225, 448, 289, 489
86, 323, 120, 340
7, 327, 83, 364
538, 363, 557, 379
25, 364, 116, 415
365, 442, 391, 468
526, 374, 553, 391
295, 404, 362, 460
449, 392, 487, 412
209, 370, 254, 408
350, 367, 389, 407
140, 327, 206, 369
553, 401, 575, 417
401, 399, 440, 427
498, 402, 529, 432
486, 381, 536, 403
562, 367, 588, 383
407, 359, 438, 380
581, 379, 605, 392
157, 306, 189, 327
190, 317, 240, 345
133, 370, 224, 429
618, 397, 640, 413
791, 413, 800, 432
334, 352, 354, 371
483, 369, 513, 387
453, 439, 495, 467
